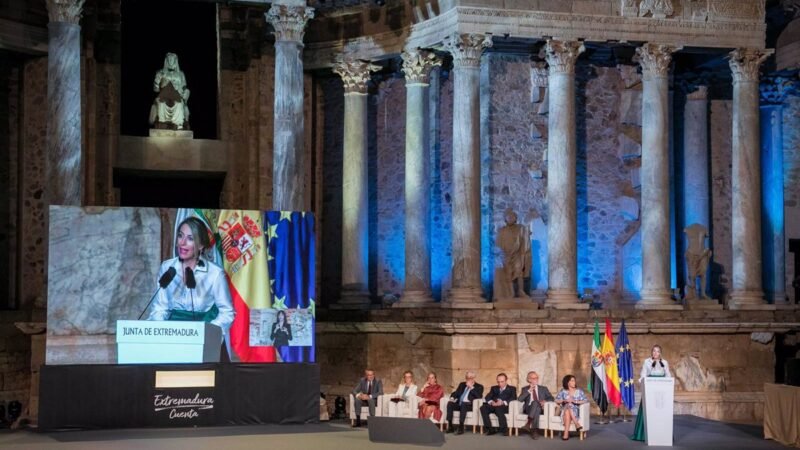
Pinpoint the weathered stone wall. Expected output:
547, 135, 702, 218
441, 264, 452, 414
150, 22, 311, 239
783, 96, 800, 303
218, 5, 275, 211
375, 77, 406, 295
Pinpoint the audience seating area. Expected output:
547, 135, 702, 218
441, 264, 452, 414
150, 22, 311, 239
348, 395, 590, 439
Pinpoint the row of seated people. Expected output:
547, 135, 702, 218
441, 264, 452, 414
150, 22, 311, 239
351, 369, 589, 440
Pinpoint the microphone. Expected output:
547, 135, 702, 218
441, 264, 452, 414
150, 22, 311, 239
185, 267, 196, 321
137, 267, 177, 320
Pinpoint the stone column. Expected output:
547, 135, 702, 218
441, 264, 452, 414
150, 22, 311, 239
760, 103, 787, 306
728, 48, 774, 310
444, 33, 492, 308
266, 4, 314, 211
396, 49, 441, 307
46, 0, 85, 206
333, 58, 379, 308
683, 86, 710, 230
543, 40, 586, 309
635, 43, 682, 310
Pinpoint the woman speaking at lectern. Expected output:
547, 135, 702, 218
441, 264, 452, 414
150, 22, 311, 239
147, 217, 235, 333
632, 344, 671, 441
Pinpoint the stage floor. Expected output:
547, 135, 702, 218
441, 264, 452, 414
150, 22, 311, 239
0, 415, 791, 450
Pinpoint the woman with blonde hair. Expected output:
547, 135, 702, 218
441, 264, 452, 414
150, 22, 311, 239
387, 370, 418, 417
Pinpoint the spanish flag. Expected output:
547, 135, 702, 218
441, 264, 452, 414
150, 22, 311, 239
602, 318, 622, 407
217, 210, 275, 362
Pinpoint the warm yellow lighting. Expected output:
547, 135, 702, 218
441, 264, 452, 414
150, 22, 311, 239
155, 370, 216, 388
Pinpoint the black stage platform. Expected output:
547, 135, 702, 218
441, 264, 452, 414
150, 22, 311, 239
39, 363, 319, 430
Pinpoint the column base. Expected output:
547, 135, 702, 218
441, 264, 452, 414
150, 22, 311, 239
493, 297, 540, 310
331, 290, 372, 309
394, 290, 438, 308
544, 290, 588, 309
685, 299, 723, 310
636, 289, 682, 310
728, 290, 775, 310
773, 302, 799, 310
443, 287, 491, 309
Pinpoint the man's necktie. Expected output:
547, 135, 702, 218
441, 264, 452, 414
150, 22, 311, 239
367, 381, 372, 395
533, 386, 539, 403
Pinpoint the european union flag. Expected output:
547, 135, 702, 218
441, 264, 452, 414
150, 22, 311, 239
615, 319, 635, 412
265, 211, 316, 363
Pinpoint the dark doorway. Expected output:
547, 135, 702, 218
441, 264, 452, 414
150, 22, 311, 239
114, 169, 225, 209
120, 0, 218, 139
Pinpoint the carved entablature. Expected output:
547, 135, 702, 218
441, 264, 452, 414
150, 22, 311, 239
638, 0, 675, 19
707, 0, 765, 23
46, 0, 85, 24
304, 3, 766, 69
401, 49, 442, 85
729, 48, 773, 83
444, 33, 492, 69
332, 57, 381, 94
266, 5, 315, 42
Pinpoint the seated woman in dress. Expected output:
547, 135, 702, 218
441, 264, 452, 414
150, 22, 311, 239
554, 374, 588, 441
387, 371, 418, 417
147, 217, 234, 332
632, 344, 671, 441
417, 372, 444, 422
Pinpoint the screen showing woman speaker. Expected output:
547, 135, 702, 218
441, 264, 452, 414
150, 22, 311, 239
45, 206, 316, 365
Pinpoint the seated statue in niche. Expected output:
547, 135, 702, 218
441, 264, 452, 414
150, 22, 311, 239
493, 209, 532, 301
149, 52, 191, 130
684, 223, 712, 300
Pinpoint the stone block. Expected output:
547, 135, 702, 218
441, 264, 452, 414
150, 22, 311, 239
572, 0, 612, 15
451, 335, 498, 350
480, 350, 516, 370
451, 350, 482, 369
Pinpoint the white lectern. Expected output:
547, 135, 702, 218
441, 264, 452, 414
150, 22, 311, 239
116, 320, 222, 364
643, 377, 674, 446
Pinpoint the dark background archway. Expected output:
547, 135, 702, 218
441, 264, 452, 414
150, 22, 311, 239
120, 0, 218, 139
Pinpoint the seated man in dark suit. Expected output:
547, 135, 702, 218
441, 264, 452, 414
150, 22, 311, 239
446, 370, 484, 435
479, 372, 516, 435
517, 370, 554, 439
352, 369, 383, 427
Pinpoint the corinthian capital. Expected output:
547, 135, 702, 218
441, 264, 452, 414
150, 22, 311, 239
401, 49, 442, 85
333, 57, 381, 94
544, 40, 585, 74
444, 33, 492, 69
266, 5, 315, 42
46, 0, 85, 24
729, 48, 774, 83
635, 43, 682, 80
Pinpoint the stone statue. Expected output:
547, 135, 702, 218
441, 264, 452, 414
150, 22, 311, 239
494, 209, 532, 300
149, 52, 190, 130
684, 223, 712, 300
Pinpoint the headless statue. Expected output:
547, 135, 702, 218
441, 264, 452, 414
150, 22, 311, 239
494, 209, 531, 300
684, 223, 712, 300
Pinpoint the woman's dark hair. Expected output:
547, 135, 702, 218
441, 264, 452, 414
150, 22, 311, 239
562, 374, 575, 390
276, 310, 287, 324
177, 217, 211, 255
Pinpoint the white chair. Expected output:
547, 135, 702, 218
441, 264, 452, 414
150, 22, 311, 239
547, 402, 590, 440
475, 399, 514, 436
384, 393, 419, 418
443, 399, 480, 433
509, 400, 551, 437
349, 394, 384, 426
